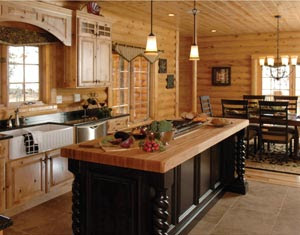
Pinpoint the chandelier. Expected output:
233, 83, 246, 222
259, 15, 298, 80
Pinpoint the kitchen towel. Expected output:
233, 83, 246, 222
23, 132, 39, 155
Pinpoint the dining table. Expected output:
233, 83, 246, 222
249, 113, 300, 157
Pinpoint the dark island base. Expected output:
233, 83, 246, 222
68, 130, 247, 235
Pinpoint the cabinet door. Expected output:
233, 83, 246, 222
6, 154, 46, 208
96, 39, 111, 86
46, 149, 73, 193
78, 36, 97, 87
0, 158, 5, 213
0, 140, 8, 159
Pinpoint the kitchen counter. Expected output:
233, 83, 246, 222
0, 134, 12, 141
62, 118, 249, 235
0, 215, 12, 232
61, 118, 248, 173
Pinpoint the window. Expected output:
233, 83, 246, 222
112, 54, 150, 122
112, 54, 130, 114
8, 46, 40, 103
295, 66, 300, 97
261, 66, 290, 96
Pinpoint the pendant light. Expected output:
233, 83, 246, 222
189, 0, 199, 60
145, 0, 158, 55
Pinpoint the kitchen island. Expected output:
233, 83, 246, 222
61, 118, 249, 235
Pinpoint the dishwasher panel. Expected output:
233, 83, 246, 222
76, 121, 107, 143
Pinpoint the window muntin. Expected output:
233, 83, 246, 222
131, 57, 149, 122
112, 54, 130, 115
8, 46, 40, 103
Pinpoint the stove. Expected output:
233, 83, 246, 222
170, 120, 203, 137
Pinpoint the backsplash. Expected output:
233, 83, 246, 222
0, 108, 109, 129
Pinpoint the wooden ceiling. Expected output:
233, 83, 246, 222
49, 1, 300, 37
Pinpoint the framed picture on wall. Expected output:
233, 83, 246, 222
158, 58, 167, 73
212, 67, 231, 86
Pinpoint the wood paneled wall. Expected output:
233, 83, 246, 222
180, 32, 300, 116
179, 36, 192, 113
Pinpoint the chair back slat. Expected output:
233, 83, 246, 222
222, 99, 248, 119
259, 101, 289, 142
199, 96, 213, 117
243, 95, 265, 114
274, 95, 298, 113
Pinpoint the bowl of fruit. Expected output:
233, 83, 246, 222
142, 139, 164, 152
132, 126, 147, 140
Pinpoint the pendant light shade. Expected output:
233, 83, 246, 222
190, 44, 199, 60
145, 34, 157, 55
145, 0, 158, 55
189, 1, 199, 61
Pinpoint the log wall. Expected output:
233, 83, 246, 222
179, 32, 300, 116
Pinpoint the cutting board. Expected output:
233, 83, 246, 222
79, 139, 140, 152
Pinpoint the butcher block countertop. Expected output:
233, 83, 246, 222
61, 118, 249, 173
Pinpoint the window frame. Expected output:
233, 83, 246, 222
111, 53, 151, 123
7, 45, 42, 105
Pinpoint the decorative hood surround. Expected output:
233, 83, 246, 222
0, 26, 58, 45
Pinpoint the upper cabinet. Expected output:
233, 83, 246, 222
0, 2, 72, 46
58, 11, 112, 88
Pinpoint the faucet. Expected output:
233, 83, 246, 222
7, 115, 12, 128
14, 108, 20, 127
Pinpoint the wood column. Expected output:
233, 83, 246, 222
192, 61, 197, 113
175, 29, 180, 118
192, 9, 198, 113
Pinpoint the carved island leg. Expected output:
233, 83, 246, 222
72, 174, 81, 235
152, 188, 169, 235
227, 129, 248, 195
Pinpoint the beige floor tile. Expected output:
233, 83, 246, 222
211, 207, 276, 235
188, 220, 216, 235
271, 214, 300, 235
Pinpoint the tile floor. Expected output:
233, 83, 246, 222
4, 180, 300, 235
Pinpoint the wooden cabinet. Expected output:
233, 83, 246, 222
6, 153, 46, 208
5, 149, 74, 209
46, 149, 73, 192
107, 116, 129, 133
58, 11, 112, 88
77, 14, 112, 87
0, 158, 5, 213
0, 140, 8, 213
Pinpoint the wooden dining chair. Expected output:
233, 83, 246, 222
243, 95, 266, 153
222, 99, 249, 118
258, 101, 296, 160
274, 95, 298, 114
243, 95, 265, 115
199, 95, 213, 117
221, 99, 257, 157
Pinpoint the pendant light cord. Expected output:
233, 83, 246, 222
192, 0, 197, 45
276, 15, 280, 65
150, 0, 153, 35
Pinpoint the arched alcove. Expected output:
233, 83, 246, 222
0, 2, 72, 46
